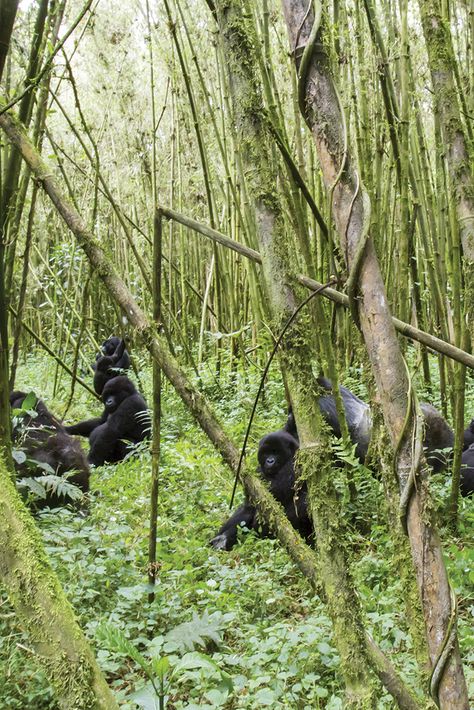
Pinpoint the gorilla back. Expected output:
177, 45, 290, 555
285, 377, 454, 472
10, 391, 90, 505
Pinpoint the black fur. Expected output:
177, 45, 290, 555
285, 378, 454, 472
67, 376, 149, 466
462, 419, 474, 451
211, 430, 311, 550
93, 338, 130, 395
10, 391, 90, 505
419, 403, 454, 472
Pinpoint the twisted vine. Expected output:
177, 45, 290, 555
295, 0, 368, 329
293, 2, 459, 703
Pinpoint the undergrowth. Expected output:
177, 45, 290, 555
0, 352, 472, 708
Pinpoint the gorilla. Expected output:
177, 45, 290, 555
285, 377, 454, 472
93, 338, 130, 395
66, 376, 149, 466
460, 445, 474, 496
10, 391, 90, 505
211, 430, 312, 550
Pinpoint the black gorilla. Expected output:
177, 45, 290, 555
460, 445, 474, 496
66, 376, 149, 466
211, 430, 311, 550
284, 377, 372, 462
10, 391, 90, 505
93, 338, 130, 395
285, 377, 454, 472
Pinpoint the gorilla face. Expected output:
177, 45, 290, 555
258, 431, 298, 479
102, 376, 136, 412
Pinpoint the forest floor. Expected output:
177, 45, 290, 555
0, 353, 473, 709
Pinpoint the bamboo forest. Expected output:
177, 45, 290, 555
0, 0, 473, 708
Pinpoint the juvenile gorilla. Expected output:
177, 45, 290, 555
10, 391, 90, 504
93, 337, 131, 395
66, 376, 149, 466
285, 377, 454, 472
210, 430, 311, 551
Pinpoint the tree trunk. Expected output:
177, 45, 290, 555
211, 1, 397, 706
0, 1, 19, 80
0, 454, 118, 709
417, 1, 474, 264
280, 2, 468, 708
0, 0, 19, 456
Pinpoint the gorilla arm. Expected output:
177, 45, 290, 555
65, 413, 106, 437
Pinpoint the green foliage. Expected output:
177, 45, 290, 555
16, 473, 85, 502
1, 356, 473, 707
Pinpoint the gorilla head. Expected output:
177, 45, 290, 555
102, 375, 137, 411
258, 430, 298, 480
100, 336, 123, 357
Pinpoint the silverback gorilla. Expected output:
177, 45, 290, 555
211, 430, 311, 550
10, 391, 90, 505
211, 378, 459, 550
285, 378, 454, 471
66, 376, 149, 465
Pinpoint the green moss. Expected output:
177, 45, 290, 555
299, 444, 378, 707
0, 455, 116, 709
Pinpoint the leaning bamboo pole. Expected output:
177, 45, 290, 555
158, 205, 474, 370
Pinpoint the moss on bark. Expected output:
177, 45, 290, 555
0, 454, 118, 709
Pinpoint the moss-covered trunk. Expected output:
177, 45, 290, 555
211, 1, 384, 706
0, 454, 118, 709
281, 1, 468, 708
417, 1, 474, 264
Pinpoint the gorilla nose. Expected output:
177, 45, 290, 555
266, 456, 276, 466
